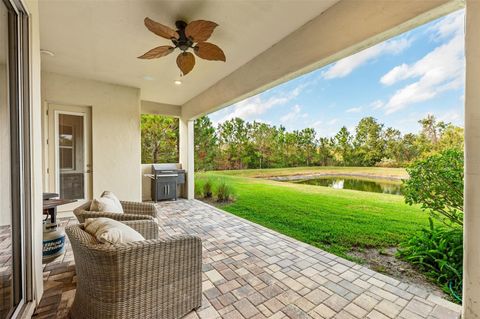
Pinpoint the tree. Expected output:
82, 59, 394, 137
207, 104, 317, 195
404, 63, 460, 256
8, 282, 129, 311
437, 125, 464, 152
298, 128, 317, 166
403, 149, 464, 227
418, 114, 447, 145
353, 117, 385, 166
141, 114, 178, 164
249, 121, 276, 168
333, 126, 353, 166
399, 133, 421, 164
194, 116, 218, 171
157, 114, 465, 171
218, 118, 251, 169
318, 137, 335, 166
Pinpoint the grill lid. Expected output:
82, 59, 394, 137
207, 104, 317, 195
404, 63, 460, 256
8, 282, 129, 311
152, 163, 182, 171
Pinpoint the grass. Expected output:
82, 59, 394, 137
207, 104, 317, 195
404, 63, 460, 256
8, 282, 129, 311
196, 167, 430, 260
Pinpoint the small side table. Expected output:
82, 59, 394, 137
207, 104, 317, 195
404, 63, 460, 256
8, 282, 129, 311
43, 198, 76, 223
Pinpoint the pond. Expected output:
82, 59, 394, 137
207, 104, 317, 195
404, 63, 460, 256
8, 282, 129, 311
292, 176, 404, 195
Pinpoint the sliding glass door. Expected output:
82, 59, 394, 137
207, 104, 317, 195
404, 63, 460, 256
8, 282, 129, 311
0, 0, 31, 317
0, 3, 14, 317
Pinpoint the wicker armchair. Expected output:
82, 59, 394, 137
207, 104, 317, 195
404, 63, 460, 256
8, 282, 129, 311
73, 200, 157, 223
65, 220, 203, 319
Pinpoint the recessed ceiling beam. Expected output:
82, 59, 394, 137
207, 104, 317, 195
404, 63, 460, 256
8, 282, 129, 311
141, 100, 181, 117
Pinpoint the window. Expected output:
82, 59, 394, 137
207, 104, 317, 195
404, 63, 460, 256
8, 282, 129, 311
59, 124, 75, 170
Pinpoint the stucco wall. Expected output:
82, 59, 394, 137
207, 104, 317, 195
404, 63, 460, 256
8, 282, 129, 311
41, 72, 142, 201
141, 164, 152, 201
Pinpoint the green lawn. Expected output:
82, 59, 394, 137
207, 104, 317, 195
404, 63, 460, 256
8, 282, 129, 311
196, 167, 429, 260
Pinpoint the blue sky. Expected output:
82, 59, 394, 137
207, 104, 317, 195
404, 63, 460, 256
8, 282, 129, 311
209, 10, 465, 137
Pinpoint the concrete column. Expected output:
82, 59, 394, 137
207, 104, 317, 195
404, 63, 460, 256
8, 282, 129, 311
179, 118, 195, 199
463, 1, 480, 318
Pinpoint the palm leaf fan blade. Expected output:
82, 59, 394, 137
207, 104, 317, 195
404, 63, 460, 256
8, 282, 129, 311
194, 42, 226, 61
176, 52, 196, 75
144, 17, 179, 40
185, 20, 218, 42
138, 46, 175, 59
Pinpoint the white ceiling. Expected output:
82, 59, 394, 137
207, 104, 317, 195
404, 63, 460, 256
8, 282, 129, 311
38, 0, 338, 105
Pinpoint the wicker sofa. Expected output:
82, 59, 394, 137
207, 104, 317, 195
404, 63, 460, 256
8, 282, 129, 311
65, 219, 203, 319
73, 200, 157, 223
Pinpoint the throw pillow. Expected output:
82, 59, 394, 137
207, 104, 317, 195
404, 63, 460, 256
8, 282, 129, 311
84, 218, 145, 244
101, 191, 124, 213
89, 191, 124, 213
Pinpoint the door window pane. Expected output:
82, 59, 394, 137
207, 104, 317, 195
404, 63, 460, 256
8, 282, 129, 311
58, 114, 85, 199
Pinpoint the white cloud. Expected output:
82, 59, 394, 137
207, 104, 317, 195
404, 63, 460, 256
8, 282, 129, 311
214, 85, 304, 124
437, 110, 462, 123
370, 100, 384, 110
381, 11, 465, 114
428, 10, 464, 40
327, 118, 338, 125
380, 64, 410, 86
322, 38, 411, 79
346, 107, 362, 113
280, 104, 306, 123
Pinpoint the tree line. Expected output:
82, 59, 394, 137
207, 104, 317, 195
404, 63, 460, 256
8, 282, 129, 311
141, 113, 463, 170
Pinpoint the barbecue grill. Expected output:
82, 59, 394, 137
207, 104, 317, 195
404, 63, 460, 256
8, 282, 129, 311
146, 163, 185, 201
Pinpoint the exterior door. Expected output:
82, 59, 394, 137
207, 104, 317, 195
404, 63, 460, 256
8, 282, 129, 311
47, 104, 92, 211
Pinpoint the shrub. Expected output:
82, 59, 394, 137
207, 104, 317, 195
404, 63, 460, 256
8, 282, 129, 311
216, 181, 234, 202
203, 180, 213, 198
403, 149, 464, 227
398, 219, 463, 302
194, 179, 204, 198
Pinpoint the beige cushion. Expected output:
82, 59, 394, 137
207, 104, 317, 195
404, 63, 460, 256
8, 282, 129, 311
84, 218, 145, 244
101, 191, 123, 212
90, 191, 124, 213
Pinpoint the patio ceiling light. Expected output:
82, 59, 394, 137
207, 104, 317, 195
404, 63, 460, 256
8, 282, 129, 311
174, 80, 182, 85
137, 18, 226, 76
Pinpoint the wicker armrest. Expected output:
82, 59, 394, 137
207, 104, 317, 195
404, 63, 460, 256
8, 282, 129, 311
122, 219, 159, 239
74, 211, 154, 223
120, 201, 157, 217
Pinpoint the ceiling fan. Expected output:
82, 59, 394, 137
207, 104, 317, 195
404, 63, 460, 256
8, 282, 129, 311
138, 17, 226, 76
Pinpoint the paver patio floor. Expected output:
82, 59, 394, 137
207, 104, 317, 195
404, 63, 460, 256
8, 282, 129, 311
34, 199, 461, 319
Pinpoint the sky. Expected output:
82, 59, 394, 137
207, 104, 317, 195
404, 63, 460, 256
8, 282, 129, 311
209, 10, 465, 137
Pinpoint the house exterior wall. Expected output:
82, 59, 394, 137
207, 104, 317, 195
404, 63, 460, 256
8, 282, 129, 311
41, 72, 142, 201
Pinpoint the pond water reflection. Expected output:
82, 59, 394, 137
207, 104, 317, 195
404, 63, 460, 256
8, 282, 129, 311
293, 176, 404, 195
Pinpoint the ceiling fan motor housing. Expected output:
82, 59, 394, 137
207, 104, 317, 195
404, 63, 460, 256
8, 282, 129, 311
173, 20, 193, 52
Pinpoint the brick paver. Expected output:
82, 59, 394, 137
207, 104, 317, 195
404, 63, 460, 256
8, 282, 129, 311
33, 199, 461, 318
